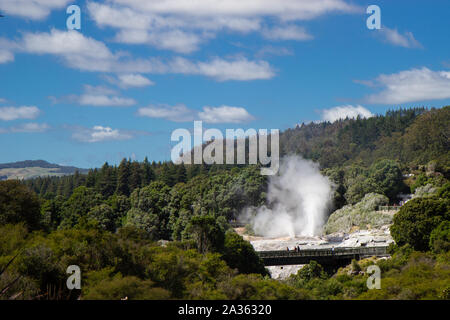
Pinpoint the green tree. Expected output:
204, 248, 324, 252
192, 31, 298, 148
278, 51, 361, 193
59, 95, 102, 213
175, 164, 187, 184
88, 204, 117, 232
0, 180, 41, 230
129, 161, 142, 192
40, 196, 63, 231
59, 186, 102, 228
369, 159, 405, 201
183, 216, 225, 254
129, 181, 171, 239
97, 162, 116, 198
125, 208, 159, 239
390, 197, 450, 251
116, 159, 130, 196
222, 231, 267, 276
429, 221, 450, 254
141, 157, 154, 186
84, 274, 170, 300
294, 260, 327, 282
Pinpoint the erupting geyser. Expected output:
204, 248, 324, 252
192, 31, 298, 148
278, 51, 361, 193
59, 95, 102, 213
240, 156, 333, 238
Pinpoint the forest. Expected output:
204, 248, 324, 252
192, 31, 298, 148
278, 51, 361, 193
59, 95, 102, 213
0, 106, 449, 300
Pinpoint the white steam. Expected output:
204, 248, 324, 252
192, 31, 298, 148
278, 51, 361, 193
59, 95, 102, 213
241, 156, 333, 238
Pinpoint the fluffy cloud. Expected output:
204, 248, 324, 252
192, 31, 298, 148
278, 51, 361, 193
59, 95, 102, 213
0, 50, 14, 64
10, 29, 274, 81
0, 106, 40, 121
137, 104, 195, 122
20, 29, 119, 72
170, 57, 275, 81
321, 105, 373, 122
107, 0, 358, 20
78, 95, 136, 107
196, 57, 274, 81
55, 85, 137, 107
199, 105, 255, 123
363, 67, 450, 104
72, 125, 133, 143
379, 27, 422, 48
87, 0, 358, 53
0, 0, 71, 20
105, 74, 154, 88
115, 29, 205, 54
137, 104, 255, 123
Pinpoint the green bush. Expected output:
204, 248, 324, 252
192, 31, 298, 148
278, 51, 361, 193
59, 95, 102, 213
390, 197, 450, 251
429, 221, 450, 254
0, 180, 41, 230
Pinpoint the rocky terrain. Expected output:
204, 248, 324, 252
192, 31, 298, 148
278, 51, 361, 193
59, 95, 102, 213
240, 226, 394, 280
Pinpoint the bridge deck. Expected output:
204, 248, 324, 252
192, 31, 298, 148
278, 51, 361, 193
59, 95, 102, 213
257, 246, 389, 266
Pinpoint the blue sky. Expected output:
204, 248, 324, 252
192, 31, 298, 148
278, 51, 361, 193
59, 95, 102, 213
0, 0, 449, 168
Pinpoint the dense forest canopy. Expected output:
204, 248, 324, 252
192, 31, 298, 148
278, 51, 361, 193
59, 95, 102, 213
1, 106, 449, 300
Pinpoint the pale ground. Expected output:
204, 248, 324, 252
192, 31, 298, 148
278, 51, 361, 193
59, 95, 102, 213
0, 167, 65, 180
237, 226, 394, 280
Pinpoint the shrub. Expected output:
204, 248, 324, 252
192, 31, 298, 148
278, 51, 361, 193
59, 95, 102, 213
429, 221, 450, 254
390, 197, 449, 251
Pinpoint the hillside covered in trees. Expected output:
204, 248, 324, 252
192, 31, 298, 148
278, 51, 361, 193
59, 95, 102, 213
0, 106, 449, 300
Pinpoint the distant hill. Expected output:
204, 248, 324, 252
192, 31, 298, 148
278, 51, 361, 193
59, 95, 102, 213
279, 106, 450, 170
0, 160, 88, 180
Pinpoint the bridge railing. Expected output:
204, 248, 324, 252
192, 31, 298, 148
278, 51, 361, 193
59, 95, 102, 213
257, 246, 388, 259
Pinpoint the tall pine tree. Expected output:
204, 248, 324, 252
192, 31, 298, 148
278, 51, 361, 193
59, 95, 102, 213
116, 158, 131, 196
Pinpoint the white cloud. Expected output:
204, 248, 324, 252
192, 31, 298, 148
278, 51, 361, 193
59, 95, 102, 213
108, 0, 358, 20
106, 74, 154, 88
72, 125, 133, 143
87, 0, 358, 53
363, 67, 450, 104
21, 29, 118, 72
52, 85, 136, 107
0, 0, 71, 20
10, 122, 50, 133
138, 104, 255, 123
78, 95, 136, 107
137, 104, 195, 122
115, 29, 205, 53
0, 106, 41, 121
170, 57, 275, 81
199, 105, 255, 123
321, 105, 374, 122
0, 50, 14, 63
379, 27, 422, 48
12, 29, 274, 81
84, 85, 118, 96
262, 25, 313, 41
18, 29, 165, 73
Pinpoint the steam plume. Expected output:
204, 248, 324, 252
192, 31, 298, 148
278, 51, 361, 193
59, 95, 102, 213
241, 156, 333, 237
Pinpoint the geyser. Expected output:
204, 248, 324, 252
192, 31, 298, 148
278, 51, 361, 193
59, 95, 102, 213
240, 156, 333, 238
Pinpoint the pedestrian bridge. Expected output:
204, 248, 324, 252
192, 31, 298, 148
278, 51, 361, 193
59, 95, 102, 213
257, 246, 389, 266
